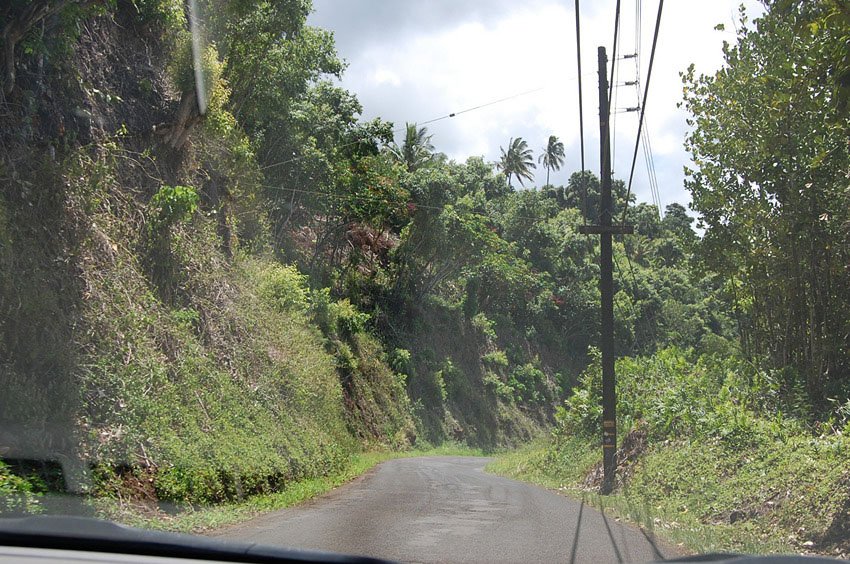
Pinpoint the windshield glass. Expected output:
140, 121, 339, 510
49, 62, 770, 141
1, 0, 849, 561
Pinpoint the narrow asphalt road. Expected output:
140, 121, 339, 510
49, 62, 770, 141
212, 456, 680, 563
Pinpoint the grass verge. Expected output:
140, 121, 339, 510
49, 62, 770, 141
97, 444, 487, 535
487, 435, 850, 559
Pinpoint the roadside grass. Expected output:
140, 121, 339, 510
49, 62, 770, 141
487, 436, 597, 491
487, 434, 850, 558
97, 444, 487, 534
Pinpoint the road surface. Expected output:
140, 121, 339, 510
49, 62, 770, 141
213, 456, 680, 563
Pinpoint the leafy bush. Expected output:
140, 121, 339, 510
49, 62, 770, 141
309, 288, 370, 339
437, 358, 465, 399
387, 348, 412, 377
555, 347, 807, 445
148, 185, 199, 235
470, 312, 497, 339
259, 265, 309, 313
555, 349, 602, 437
0, 462, 44, 514
483, 371, 515, 402
130, 0, 184, 28
170, 307, 200, 330
481, 350, 509, 369
508, 363, 551, 404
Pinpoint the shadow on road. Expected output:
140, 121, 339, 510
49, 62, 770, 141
599, 505, 625, 563
568, 492, 667, 564
569, 499, 586, 564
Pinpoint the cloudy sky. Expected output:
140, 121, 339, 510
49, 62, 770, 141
308, 1, 763, 212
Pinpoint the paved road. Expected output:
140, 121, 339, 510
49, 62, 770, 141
213, 456, 680, 563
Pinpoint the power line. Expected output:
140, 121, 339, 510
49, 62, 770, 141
641, 119, 663, 217
612, 252, 640, 353
621, 0, 664, 224
611, 5, 624, 179
417, 86, 546, 126
603, 0, 622, 209
633, 0, 662, 218
260, 182, 564, 224
575, 0, 590, 227
635, 0, 642, 69
607, 0, 623, 111
624, 0, 662, 219
259, 79, 586, 174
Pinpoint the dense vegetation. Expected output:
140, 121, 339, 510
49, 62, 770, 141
1, 0, 848, 549
491, 2, 850, 556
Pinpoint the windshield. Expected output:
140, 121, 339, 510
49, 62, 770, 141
1, 0, 849, 562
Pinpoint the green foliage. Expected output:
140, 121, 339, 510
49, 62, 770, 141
130, 0, 184, 28
76, 246, 361, 504
310, 288, 370, 339
259, 264, 309, 313
170, 307, 200, 329
148, 185, 199, 235
0, 461, 45, 514
387, 123, 436, 173
1, 0, 112, 96
508, 363, 553, 405
488, 438, 597, 490
623, 431, 850, 555
682, 1, 850, 404
555, 347, 817, 447
481, 350, 508, 369
497, 136, 536, 188
12, 0, 839, 521
470, 313, 497, 340
387, 348, 412, 376
492, 429, 850, 555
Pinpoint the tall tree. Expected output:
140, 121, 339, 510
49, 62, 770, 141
497, 137, 536, 188
389, 123, 434, 172
682, 1, 850, 403
538, 135, 565, 186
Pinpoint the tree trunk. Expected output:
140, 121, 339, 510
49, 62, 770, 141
2, 29, 15, 96
159, 87, 201, 149
1, 0, 76, 96
205, 173, 233, 259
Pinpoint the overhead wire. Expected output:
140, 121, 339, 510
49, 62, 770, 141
574, 0, 589, 227
259, 78, 588, 174
603, 0, 622, 198
611, 6, 623, 178
641, 119, 663, 216
621, 0, 664, 224
634, 0, 662, 217
612, 253, 640, 353
416, 86, 546, 126
635, 0, 642, 61
258, 1, 662, 240
259, 183, 560, 224
630, 0, 662, 218
607, 0, 623, 113
614, 0, 651, 354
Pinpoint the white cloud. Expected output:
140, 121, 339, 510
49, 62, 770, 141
368, 67, 402, 87
310, 0, 764, 211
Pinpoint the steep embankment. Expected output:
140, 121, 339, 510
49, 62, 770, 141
0, 4, 412, 509
489, 349, 850, 557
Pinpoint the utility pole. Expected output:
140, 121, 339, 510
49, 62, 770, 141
579, 46, 633, 494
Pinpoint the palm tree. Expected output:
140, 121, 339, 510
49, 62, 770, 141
538, 135, 565, 186
497, 137, 536, 188
389, 123, 434, 172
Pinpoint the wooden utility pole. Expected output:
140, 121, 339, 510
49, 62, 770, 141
579, 46, 632, 494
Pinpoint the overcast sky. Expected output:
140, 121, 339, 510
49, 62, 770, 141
307, 1, 764, 212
